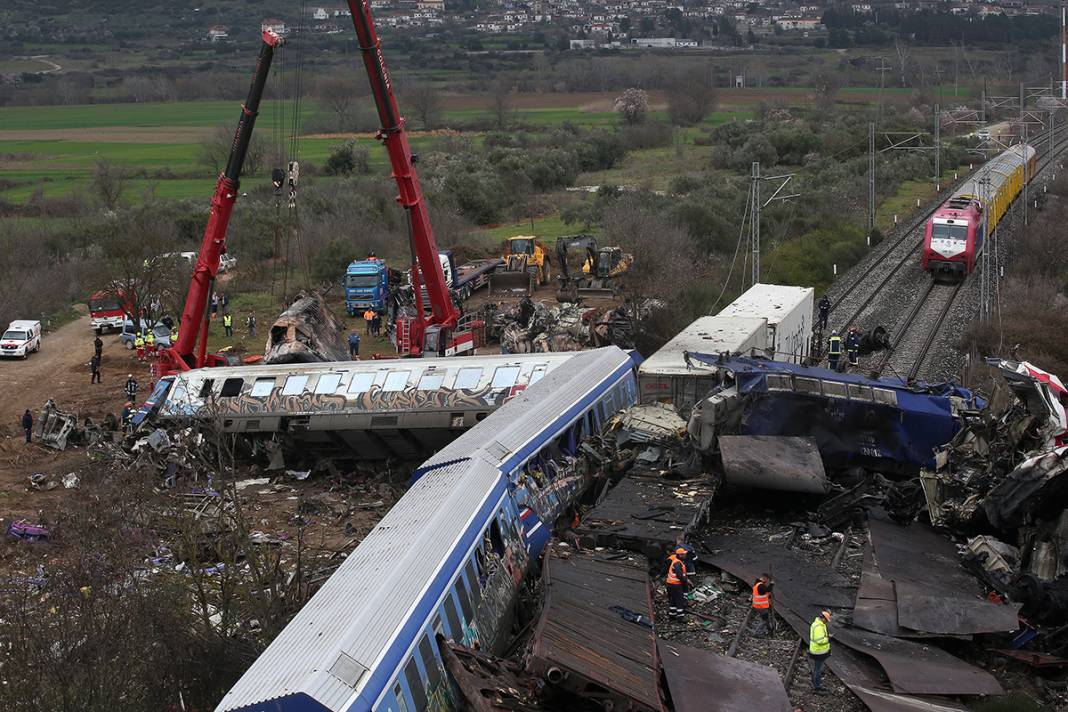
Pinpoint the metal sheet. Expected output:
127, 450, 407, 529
657, 641, 791, 712
831, 626, 1004, 696
718, 435, 829, 493
868, 515, 1018, 635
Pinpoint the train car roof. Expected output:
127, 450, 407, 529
417, 346, 635, 476
215, 346, 636, 712
639, 315, 767, 377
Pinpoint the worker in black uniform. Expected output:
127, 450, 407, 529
846, 327, 861, 367
124, 374, 138, 402
818, 295, 830, 332
827, 330, 842, 372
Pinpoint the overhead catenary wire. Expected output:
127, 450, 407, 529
710, 179, 752, 313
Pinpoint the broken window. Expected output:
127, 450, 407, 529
220, 378, 243, 397
490, 520, 505, 557
491, 366, 521, 389
848, 384, 873, 401
198, 379, 215, 398
383, 370, 412, 392
418, 373, 446, 391
872, 388, 898, 405
794, 377, 821, 395
454, 367, 482, 390
822, 381, 848, 399
250, 378, 275, 397
418, 634, 443, 694
766, 374, 792, 391
282, 375, 308, 395
443, 594, 462, 639
455, 575, 474, 622
403, 657, 427, 712
347, 372, 375, 394
465, 559, 480, 597
314, 373, 343, 394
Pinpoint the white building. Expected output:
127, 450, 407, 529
206, 25, 229, 42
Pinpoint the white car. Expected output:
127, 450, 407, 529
1, 320, 42, 359
219, 254, 237, 273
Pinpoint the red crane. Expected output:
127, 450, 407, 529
156, 29, 283, 376
344, 0, 464, 356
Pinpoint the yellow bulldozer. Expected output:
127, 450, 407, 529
554, 234, 633, 301
488, 235, 551, 295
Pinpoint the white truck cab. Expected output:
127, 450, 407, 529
1, 320, 42, 359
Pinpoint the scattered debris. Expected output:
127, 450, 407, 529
718, 435, 829, 494
8, 521, 49, 543
658, 640, 792, 712
491, 299, 643, 353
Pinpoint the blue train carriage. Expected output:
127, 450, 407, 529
216, 347, 640, 712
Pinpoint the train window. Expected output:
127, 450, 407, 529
250, 378, 275, 397
822, 381, 848, 399
766, 374, 792, 391
455, 575, 475, 622
433, 615, 444, 637
872, 388, 898, 406
443, 594, 462, 640
418, 635, 443, 694
848, 384, 873, 401
347, 372, 375, 394
465, 559, 481, 596
314, 373, 343, 394
491, 366, 521, 389
529, 365, 548, 385
393, 682, 410, 712
383, 370, 412, 392
282, 375, 308, 395
794, 377, 821, 395
403, 658, 428, 712
490, 519, 505, 556
220, 378, 243, 397
198, 379, 214, 398
418, 373, 446, 391
454, 367, 482, 390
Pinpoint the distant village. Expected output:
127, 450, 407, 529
197, 0, 1060, 50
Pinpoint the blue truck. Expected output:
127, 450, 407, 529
345, 257, 391, 316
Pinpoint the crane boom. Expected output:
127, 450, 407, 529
158, 30, 282, 375
345, 0, 459, 336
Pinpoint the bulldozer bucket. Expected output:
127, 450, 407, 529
489, 269, 535, 294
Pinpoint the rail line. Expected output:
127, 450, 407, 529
873, 281, 964, 380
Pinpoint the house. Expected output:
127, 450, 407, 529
631, 37, 677, 48
675, 38, 699, 47
261, 18, 288, 35
775, 16, 822, 30
312, 7, 330, 20
416, 0, 444, 10
570, 38, 597, 49
206, 25, 228, 42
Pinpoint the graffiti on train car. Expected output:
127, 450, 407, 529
216, 389, 349, 416
356, 384, 496, 412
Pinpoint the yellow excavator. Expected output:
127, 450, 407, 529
489, 235, 551, 295
554, 234, 633, 301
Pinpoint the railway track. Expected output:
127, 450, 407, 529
874, 281, 964, 380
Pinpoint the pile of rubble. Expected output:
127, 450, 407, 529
488, 299, 640, 353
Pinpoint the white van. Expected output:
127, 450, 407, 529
1, 320, 42, 359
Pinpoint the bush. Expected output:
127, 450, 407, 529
324, 141, 370, 176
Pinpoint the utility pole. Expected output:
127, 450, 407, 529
868, 122, 876, 232
934, 104, 941, 191
1062, 1, 1067, 99
751, 161, 761, 286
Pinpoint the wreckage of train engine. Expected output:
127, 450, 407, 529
687, 357, 983, 476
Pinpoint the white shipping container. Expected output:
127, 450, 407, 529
718, 283, 814, 364
639, 315, 767, 411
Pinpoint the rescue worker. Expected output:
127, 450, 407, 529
818, 295, 830, 332
171, 326, 179, 343
247, 314, 257, 338
363, 309, 375, 335
134, 332, 145, 360
682, 350, 693, 370
827, 330, 842, 372
222, 312, 233, 338
675, 533, 697, 582
809, 610, 832, 694
751, 573, 775, 637
846, 327, 861, 367
348, 330, 361, 359
145, 329, 156, 355
121, 402, 134, 432
665, 546, 691, 620
211, 293, 220, 319
124, 374, 138, 402
371, 311, 382, 337
90, 353, 102, 384
93, 335, 103, 359
21, 409, 33, 444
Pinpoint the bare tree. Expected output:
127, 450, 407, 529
125, 76, 157, 103
812, 72, 841, 112
91, 158, 127, 211
894, 37, 911, 88
315, 76, 365, 132
665, 74, 717, 126
489, 80, 516, 130
407, 82, 443, 130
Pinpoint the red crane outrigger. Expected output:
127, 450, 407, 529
156, 29, 283, 377
344, 0, 467, 357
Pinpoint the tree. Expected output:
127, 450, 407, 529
315, 76, 365, 132
613, 88, 649, 125
324, 141, 370, 176
665, 74, 717, 126
812, 72, 841, 112
91, 158, 126, 211
489, 80, 516, 130
894, 36, 911, 88
407, 82, 443, 130
198, 124, 231, 175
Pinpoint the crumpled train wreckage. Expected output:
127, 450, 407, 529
489, 299, 646, 354
264, 291, 349, 364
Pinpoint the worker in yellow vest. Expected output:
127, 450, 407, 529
809, 610, 832, 694
134, 333, 145, 360
223, 312, 234, 337
145, 329, 156, 355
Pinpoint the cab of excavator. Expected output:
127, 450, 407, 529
508, 237, 535, 256
596, 247, 622, 276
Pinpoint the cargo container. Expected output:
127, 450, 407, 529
638, 315, 766, 412
718, 283, 813, 364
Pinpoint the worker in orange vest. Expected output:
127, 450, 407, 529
752, 573, 775, 637
665, 547, 691, 620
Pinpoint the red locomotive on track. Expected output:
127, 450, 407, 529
922, 144, 1036, 279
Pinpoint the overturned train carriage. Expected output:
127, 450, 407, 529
216, 346, 640, 712
140, 353, 581, 460
687, 356, 983, 474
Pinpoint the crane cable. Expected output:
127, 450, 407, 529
287, 0, 314, 291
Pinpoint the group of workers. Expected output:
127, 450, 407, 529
664, 543, 833, 695
362, 308, 382, 336
819, 294, 863, 372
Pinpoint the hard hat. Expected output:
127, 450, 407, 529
125, 402, 133, 407
675, 547, 689, 556
128, 373, 132, 378
831, 330, 838, 336
821, 610, 832, 621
